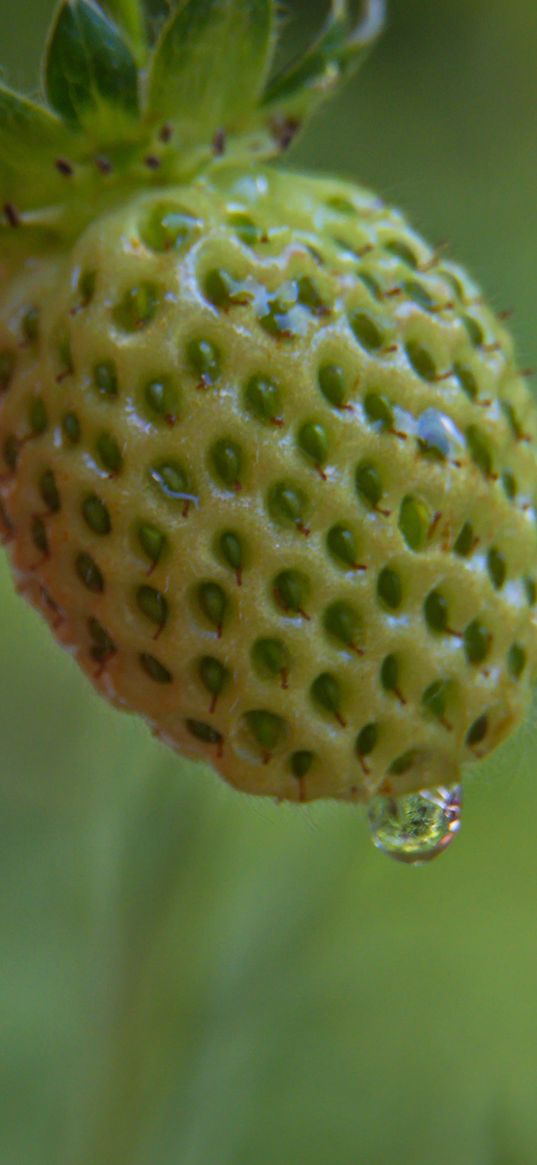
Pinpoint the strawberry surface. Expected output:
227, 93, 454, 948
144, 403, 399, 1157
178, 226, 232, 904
2, 162, 537, 803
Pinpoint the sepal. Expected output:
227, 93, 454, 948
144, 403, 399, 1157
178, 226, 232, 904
45, 0, 140, 139
101, 0, 147, 62
260, 0, 385, 149
146, 0, 274, 145
0, 84, 77, 206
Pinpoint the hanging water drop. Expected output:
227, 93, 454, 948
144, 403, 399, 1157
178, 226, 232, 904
368, 784, 462, 864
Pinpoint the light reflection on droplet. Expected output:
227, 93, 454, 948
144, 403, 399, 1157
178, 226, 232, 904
368, 784, 462, 865
417, 408, 464, 459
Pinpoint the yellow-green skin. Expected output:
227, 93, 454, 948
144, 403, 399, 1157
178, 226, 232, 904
1, 163, 537, 804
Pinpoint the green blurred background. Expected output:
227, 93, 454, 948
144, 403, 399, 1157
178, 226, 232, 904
2, 3, 537, 1163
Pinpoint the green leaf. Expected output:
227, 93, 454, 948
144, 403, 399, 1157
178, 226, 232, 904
102, 0, 147, 61
0, 84, 76, 205
45, 0, 140, 138
262, 0, 385, 138
147, 0, 274, 143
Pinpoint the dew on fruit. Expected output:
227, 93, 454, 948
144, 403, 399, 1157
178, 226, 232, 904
466, 424, 493, 477
187, 337, 221, 386
150, 461, 197, 510
258, 288, 298, 338
204, 268, 248, 310
349, 309, 384, 352
197, 581, 228, 634
143, 377, 179, 424
139, 652, 173, 683
507, 643, 526, 679
93, 360, 118, 399
31, 515, 49, 556
267, 481, 309, 533
323, 600, 361, 652
29, 397, 48, 435
139, 202, 199, 252
310, 672, 346, 726
487, 547, 506, 590
210, 438, 243, 489
62, 412, 81, 445
21, 306, 39, 344
405, 339, 436, 381
82, 494, 111, 535
453, 521, 475, 558
216, 530, 244, 581
273, 569, 309, 617
113, 282, 159, 332
136, 584, 168, 629
297, 421, 329, 470
417, 408, 464, 460
138, 522, 167, 567
96, 431, 123, 474
39, 469, 61, 513
463, 618, 491, 664
377, 566, 403, 611
368, 784, 462, 864
244, 374, 283, 424
75, 551, 104, 593
398, 495, 431, 551
186, 718, 223, 746
252, 638, 290, 684
318, 362, 348, 408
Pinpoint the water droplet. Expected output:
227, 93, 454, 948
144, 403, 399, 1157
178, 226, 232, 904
368, 784, 462, 865
417, 408, 464, 460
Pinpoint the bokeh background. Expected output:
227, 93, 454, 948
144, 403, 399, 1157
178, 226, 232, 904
2, 2, 537, 1163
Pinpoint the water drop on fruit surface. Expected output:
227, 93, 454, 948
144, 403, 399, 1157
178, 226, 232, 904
417, 408, 464, 460
368, 785, 462, 865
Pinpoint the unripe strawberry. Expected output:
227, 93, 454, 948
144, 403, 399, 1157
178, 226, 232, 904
1, 0, 536, 838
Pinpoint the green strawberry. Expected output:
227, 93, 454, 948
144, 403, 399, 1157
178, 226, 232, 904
1, 0, 536, 815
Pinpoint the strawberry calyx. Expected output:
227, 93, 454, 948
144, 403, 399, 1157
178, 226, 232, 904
0, 0, 385, 254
